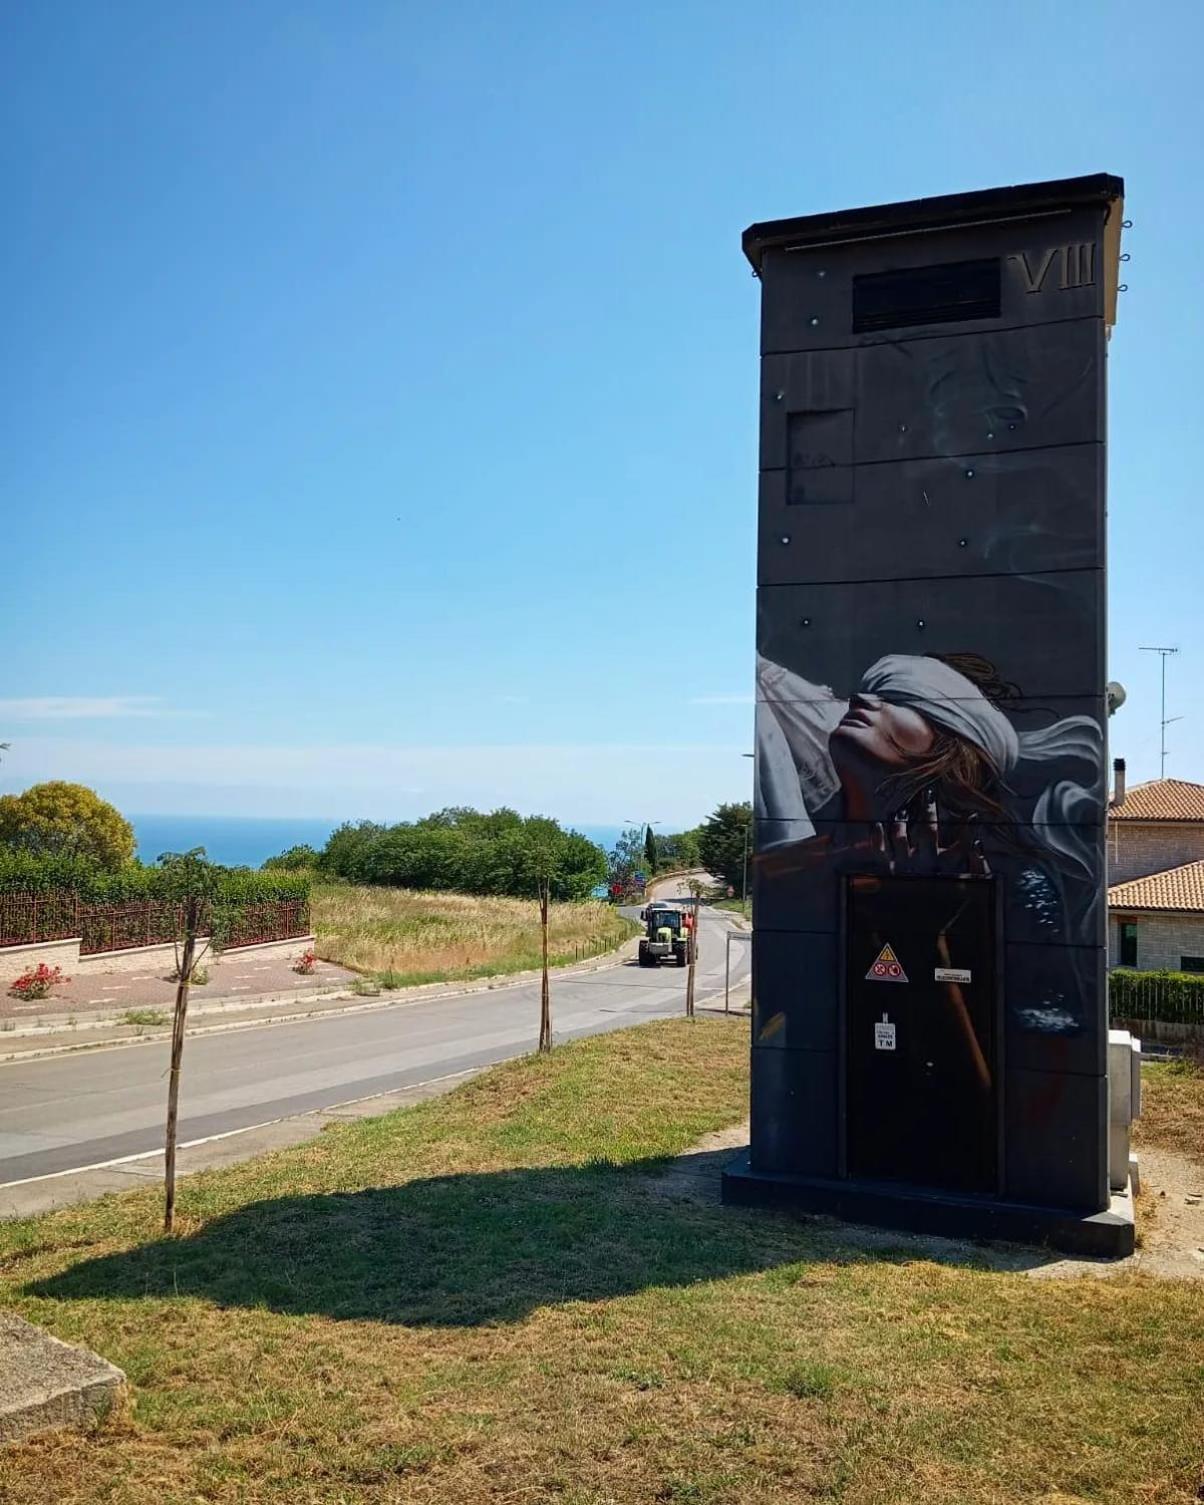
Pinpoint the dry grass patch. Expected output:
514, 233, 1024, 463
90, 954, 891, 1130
1, 1019, 1202, 1504
1135, 1058, 1204, 1168
312, 882, 633, 982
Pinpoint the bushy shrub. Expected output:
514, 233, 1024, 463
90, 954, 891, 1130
1109, 967, 1204, 1024
0, 850, 310, 906
317, 808, 605, 901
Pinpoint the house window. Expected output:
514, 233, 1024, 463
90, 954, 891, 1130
1119, 921, 1138, 968
1181, 955, 1204, 974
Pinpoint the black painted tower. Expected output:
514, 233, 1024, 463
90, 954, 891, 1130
722, 175, 1130, 1254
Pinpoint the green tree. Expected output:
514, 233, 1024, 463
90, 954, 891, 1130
262, 844, 320, 871
0, 781, 134, 869
607, 826, 644, 890
643, 824, 658, 876
697, 801, 753, 892
319, 821, 387, 878
155, 848, 222, 1234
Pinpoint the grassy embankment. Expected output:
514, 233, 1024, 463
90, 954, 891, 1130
0, 1024, 1201, 1504
312, 882, 636, 988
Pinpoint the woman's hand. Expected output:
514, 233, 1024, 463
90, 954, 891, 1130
870, 790, 991, 877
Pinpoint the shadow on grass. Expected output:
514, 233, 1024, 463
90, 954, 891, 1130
29, 1149, 1022, 1326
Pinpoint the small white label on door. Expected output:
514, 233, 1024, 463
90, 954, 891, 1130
934, 967, 972, 984
873, 1018, 897, 1051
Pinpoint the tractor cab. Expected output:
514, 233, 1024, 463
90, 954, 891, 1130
638, 904, 691, 968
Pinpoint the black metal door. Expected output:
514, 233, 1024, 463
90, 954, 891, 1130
845, 875, 997, 1193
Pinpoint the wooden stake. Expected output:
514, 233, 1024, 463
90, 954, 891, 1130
538, 878, 552, 1052
685, 888, 701, 1020
163, 896, 198, 1234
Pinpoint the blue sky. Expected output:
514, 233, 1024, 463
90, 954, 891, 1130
3, 1, 1201, 828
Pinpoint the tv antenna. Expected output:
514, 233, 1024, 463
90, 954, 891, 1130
1139, 646, 1180, 777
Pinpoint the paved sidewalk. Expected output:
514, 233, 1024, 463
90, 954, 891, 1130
0, 950, 356, 1025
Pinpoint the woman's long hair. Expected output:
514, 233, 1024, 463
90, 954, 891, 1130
880, 652, 1022, 832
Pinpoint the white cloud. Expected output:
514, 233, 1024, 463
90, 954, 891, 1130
0, 696, 173, 721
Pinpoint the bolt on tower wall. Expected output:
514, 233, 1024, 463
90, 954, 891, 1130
723, 175, 1131, 1255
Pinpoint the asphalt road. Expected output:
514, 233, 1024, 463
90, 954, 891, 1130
0, 904, 749, 1186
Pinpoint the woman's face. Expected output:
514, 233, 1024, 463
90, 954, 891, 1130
830, 692, 936, 773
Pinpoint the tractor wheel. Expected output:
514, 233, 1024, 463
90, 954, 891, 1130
674, 941, 688, 967
638, 942, 652, 967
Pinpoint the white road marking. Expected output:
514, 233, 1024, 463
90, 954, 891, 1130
0, 1068, 483, 1188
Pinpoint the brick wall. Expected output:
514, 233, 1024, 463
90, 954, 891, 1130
1108, 820, 1204, 883
1107, 912, 1204, 971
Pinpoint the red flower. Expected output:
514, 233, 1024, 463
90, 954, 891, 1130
9, 962, 69, 1001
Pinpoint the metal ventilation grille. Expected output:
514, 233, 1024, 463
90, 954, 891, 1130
852, 257, 1001, 332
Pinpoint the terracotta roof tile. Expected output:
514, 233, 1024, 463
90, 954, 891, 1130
1108, 858, 1204, 913
1109, 778, 1204, 822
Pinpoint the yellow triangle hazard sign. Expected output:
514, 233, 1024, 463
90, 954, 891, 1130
866, 942, 908, 983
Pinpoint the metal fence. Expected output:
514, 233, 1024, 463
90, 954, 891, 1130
1109, 971, 1204, 1025
80, 901, 201, 956
1, 890, 310, 956
0, 891, 80, 948
219, 900, 310, 950
570, 935, 613, 962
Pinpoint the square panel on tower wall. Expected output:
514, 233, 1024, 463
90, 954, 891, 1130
730, 175, 1126, 1245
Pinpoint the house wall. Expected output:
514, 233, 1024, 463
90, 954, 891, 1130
1108, 820, 1204, 883
1107, 912, 1204, 971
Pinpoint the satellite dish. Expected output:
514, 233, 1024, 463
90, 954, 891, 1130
1106, 681, 1127, 716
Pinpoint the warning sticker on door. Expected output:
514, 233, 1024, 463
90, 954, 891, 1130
934, 966, 972, 984
866, 943, 908, 982
874, 1017, 897, 1051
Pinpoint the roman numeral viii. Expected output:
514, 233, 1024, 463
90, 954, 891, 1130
1009, 243, 1096, 293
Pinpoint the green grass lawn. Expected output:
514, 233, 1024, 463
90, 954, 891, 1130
1, 1021, 1201, 1503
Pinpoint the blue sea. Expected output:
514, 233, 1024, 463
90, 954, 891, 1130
131, 815, 627, 870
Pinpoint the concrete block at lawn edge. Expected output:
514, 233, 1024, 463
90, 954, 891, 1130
0, 1311, 125, 1445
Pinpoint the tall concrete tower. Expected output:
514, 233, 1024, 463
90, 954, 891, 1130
723, 175, 1130, 1254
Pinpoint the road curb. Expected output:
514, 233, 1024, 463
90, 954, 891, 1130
0, 936, 643, 1064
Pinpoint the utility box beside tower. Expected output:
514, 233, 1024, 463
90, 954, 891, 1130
722, 175, 1134, 1255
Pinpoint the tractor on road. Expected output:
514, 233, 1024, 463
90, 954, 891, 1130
637, 903, 692, 968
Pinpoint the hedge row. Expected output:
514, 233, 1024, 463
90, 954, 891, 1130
0, 850, 309, 905
1109, 967, 1204, 1024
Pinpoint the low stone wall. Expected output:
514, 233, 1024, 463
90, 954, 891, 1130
0, 936, 80, 980
0, 933, 314, 985
220, 934, 314, 962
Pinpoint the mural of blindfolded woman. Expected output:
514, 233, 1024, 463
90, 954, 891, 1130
756, 650, 1103, 951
